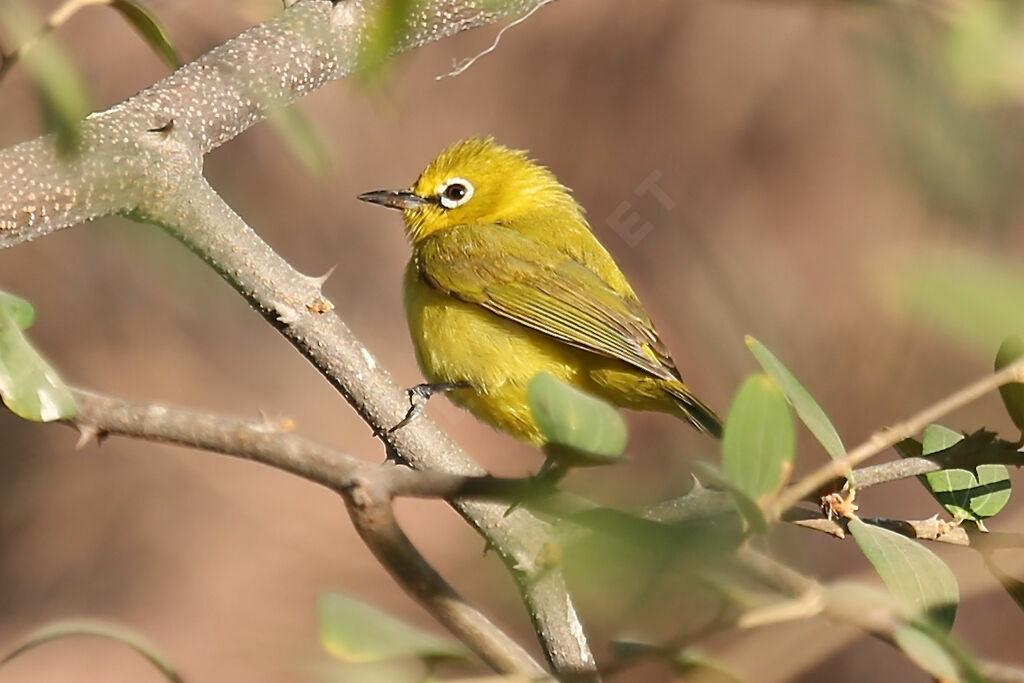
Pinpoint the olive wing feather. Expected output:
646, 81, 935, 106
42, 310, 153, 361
415, 225, 681, 382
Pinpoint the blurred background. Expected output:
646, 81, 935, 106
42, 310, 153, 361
2, 0, 1024, 680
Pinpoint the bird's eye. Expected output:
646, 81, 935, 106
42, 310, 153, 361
438, 178, 474, 209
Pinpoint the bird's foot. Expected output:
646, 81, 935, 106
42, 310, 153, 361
387, 382, 469, 437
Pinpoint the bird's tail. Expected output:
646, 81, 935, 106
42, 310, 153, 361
666, 382, 723, 439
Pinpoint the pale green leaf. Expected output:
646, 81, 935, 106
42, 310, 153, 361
894, 626, 961, 682
0, 301, 76, 421
945, 0, 1024, 104
746, 336, 844, 461
882, 248, 1024, 355
995, 335, 1024, 435
266, 103, 332, 177
357, 0, 418, 80
528, 372, 627, 466
745, 335, 848, 494
0, 290, 35, 329
691, 460, 767, 533
110, 0, 181, 69
0, 2, 92, 154
317, 593, 469, 663
722, 373, 795, 502
672, 649, 747, 681
848, 518, 959, 631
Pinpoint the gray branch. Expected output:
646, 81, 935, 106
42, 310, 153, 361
0, 0, 543, 246
63, 389, 545, 676
0, 0, 594, 678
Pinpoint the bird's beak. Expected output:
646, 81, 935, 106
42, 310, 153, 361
357, 189, 432, 211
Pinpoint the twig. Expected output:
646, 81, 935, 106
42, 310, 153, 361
853, 435, 1023, 489
784, 508, 971, 545
344, 479, 546, 676
769, 357, 1024, 517
435, 0, 554, 80
60, 388, 580, 511
67, 388, 375, 490
0, 0, 110, 81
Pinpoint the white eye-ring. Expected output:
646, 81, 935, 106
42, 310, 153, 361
438, 177, 474, 209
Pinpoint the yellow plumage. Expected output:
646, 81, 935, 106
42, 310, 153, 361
360, 137, 720, 445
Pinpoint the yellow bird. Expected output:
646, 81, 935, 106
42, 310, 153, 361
359, 137, 721, 445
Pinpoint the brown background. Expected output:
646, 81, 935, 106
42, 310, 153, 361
1, 0, 1023, 680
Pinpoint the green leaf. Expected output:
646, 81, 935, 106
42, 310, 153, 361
0, 290, 36, 329
945, 0, 1024, 105
995, 335, 1024, 435
690, 460, 767, 534
826, 583, 982, 680
746, 336, 847, 486
110, 0, 181, 69
0, 298, 76, 421
882, 248, 1024, 355
528, 372, 627, 466
265, 102, 332, 178
893, 626, 961, 681
893, 436, 923, 459
672, 649, 747, 682
0, 618, 181, 682
357, 0, 418, 80
919, 424, 1011, 524
317, 593, 469, 663
0, 2, 92, 155
721, 373, 795, 503
982, 553, 1024, 613
848, 517, 959, 631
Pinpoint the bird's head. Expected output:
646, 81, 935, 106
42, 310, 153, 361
358, 137, 581, 243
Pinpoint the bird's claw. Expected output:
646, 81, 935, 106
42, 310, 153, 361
387, 382, 469, 436
375, 382, 470, 464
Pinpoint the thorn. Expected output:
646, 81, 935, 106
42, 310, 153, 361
75, 425, 101, 450
689, 473, 705, 493
306, 265, 336, 288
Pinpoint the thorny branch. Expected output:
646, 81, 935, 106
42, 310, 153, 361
59, 387, 1024, 554
0, 0, 596, 678
4, 0, 1024, 678
65, 389, 546, 675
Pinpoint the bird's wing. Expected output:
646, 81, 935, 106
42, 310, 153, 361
415, 224, 680, 382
